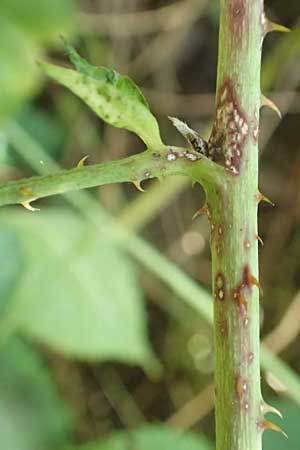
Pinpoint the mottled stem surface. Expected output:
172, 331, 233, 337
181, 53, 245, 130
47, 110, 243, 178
207, 1, 263, 449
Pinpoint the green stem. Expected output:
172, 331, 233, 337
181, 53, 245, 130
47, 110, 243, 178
206, 1, 264, 449
5, 122, 300, 416
0, 148, 221, 208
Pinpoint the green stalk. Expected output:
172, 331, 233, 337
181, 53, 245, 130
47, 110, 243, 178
0, 4, 291, 447
0, 148, 221, 208
205, 1, 264, 449
7, 122, 300, 414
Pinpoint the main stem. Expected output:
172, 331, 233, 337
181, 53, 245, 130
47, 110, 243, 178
207, 1, 263, 449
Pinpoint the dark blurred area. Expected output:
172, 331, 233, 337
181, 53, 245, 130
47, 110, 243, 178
1, 1, 300, 450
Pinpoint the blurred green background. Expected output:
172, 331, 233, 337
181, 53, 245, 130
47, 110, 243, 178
1, 1, 300, 449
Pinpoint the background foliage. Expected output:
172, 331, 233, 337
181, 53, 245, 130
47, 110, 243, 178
1, 1, 300, 449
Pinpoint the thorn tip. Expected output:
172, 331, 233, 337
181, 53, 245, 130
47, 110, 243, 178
261, 94, 282, 119
192, 204, 208, 221
77, 155, 90, 167
260, 420, 288, 438
257, 191, 275, 206
132, 180, 145, 192
21, 199, 40, 212
265, 19, 291, 34
256, 234, 264, 245
263, 403, 283, 419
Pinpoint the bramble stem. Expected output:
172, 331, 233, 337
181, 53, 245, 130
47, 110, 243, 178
205, 1, 263, 449
0, 3, 287, 447
0, 148, 222, 208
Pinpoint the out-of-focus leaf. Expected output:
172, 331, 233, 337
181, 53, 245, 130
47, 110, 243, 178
10, 106, 65, 167
65, 425, 213, 450
0, 0, 74, 122
0, 224, 23, 316
0, 338, 70, 450
263, 397, 300, 450
40, 45, 164, 150
0, 17, 40, 122
0, 209, 159, 374
0, 0, 74, 44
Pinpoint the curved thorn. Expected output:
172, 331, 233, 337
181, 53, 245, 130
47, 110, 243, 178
132, 180, 145, 192
77, 155, 90, 167
263, 403, 283, 420
261, 420, 288, 438
21, 199, 40, 212
265, 19, 290, 34
255, 234, 264, 245
256, 191, 275, 206
261, 94, 282, 119
192, 204, 208, 221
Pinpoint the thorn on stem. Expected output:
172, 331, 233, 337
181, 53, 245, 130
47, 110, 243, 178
259, 420, 288, 438
261, 94, 282, 119
255, 234, 264, 246
234, 265, 262, 312
261, 402, 283, 419
256, 191, 275, 206
192, 204, 208, 221
243, 265, 263, 295
132, 180, 145, 192
77, 155, 90, 167
263, 16, 290, 35
21, 199, 40, 212
250, 275, 263, 295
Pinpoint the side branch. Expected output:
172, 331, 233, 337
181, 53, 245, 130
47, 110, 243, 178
0, 148, 224, 208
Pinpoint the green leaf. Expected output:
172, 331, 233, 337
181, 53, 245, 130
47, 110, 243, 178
40, 46, 164, 150
0, 0, 74, 44
0, 17, 40, 122
0, 224, 23, 316
0, 1, 74, 122
12, 106, 66, 166
65, 425, 213, 450
0, 209, 159, 375
0, 338, 70, 450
